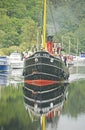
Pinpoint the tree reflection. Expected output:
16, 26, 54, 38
0, 85, 39, 130
62, 80, 85, 117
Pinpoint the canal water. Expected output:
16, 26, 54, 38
0, 60, 85, 130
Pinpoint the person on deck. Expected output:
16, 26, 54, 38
64, 56, 67, 66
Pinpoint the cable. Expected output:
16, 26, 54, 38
48, 0, 57, 35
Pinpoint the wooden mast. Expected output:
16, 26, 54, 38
43, 0, 46, 50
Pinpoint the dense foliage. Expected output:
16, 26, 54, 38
0, 0, 85, 55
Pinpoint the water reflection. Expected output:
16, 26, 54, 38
46, 114, 60, 130
9, 69, 23, 86
0, 68, 23, 86
0, 75, 9, 86
56, 114, 85, 130
69, 63, 85, 82
46, 79, 85, 130
0, 80, 39, 130
0, 62, 85, 130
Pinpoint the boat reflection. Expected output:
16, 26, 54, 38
9, 69, 23, 85
23, 82, 69, 116
0, 75, 9, 86
0, 66, 85, 130
0, 68, 23, 87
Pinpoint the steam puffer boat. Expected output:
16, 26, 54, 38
23, 48, 69, 115
23, 0, 69, 116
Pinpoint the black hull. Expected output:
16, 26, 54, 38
23, 51, 69, 115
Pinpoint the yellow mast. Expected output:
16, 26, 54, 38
43, 0, 46, 50
41, 2, 46, 129
41, 115, 46, 130
41, 0, 46, 130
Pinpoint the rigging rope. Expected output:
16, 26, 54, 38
48, 0, 57, 35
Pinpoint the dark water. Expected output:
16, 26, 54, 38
0, 62, 85, 130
